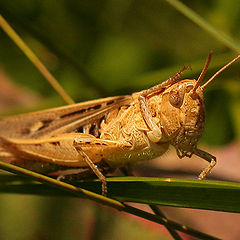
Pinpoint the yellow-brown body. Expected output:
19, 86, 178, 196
0, 53, 240, 193
0, 78, 204, 169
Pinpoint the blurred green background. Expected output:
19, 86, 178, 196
0, 0, 240, 239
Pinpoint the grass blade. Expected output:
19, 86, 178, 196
2, 172, 240, 213
0, 14, 74, 105
166, 0, 240, 53
0, 162, 220, 239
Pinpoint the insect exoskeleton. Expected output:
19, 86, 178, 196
1, 52, 240, 195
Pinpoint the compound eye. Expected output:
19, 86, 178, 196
169, 85, 185, 108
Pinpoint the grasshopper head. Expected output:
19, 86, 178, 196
159, 53, 240, 156
159, 79, 205, 156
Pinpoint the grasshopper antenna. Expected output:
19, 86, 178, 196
192, 51, 213, 93
201, 54, 240, 90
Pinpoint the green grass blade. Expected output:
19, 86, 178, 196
1, 174, 240, 213
103, 177, 240, 212
0, 162, 220, 240
166, 0, 240, 53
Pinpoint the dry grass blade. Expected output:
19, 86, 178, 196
0, 14, 74, 105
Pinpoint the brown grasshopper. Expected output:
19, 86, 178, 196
0, 53, 239, 195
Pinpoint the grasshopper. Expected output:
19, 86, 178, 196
0, 52, 239, 195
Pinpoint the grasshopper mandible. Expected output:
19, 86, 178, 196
0, 52, 239, 195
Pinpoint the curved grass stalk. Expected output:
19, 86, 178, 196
0, 161, 220, 240
166, 0, 240, 53
0, 14, 74, 105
